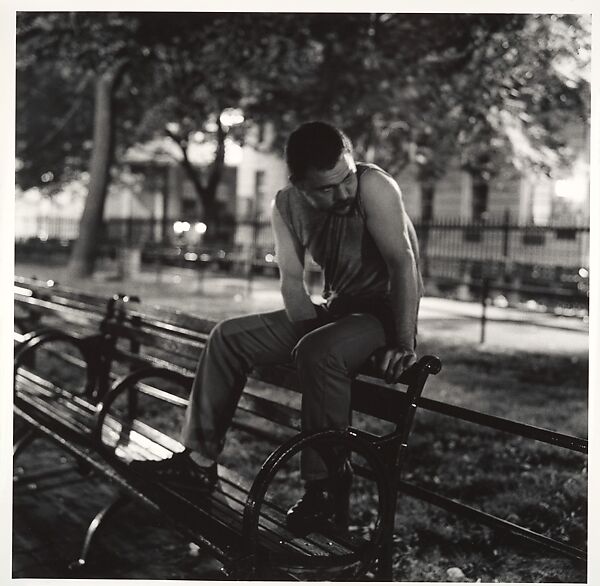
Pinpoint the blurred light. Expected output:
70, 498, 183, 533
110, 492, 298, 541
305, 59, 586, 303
188, 543, 201, 557
46, 279, 55, 287
265, 253, 275, 263
166, 122, 181, 134
220, 108, 245, 127
200, 253, 211, 261
41, 172, 54, 183
173, 221, 191, 234
194, 222, 207, 235
38, 231, 49, 241
554, 179, 570, 199
14, 286, 32, 297
554, 176, 587, 202
579, 267, 589, 278
184, 252, 198, 261
493, 295, 508, 308
525, 299, 538, 311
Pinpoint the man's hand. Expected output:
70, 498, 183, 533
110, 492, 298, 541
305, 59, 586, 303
372, 347, 417, 383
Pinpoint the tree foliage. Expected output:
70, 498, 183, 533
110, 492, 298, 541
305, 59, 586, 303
16, 12, 590, 265
251, 13, 589, 219
16, 13, 143, 190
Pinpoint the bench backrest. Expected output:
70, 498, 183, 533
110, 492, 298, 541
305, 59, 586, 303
14, 276, 115, 340
103, 298, 440, 462
14, 278, 441, 472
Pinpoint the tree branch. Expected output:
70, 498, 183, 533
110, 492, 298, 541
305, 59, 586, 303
206, 114, 226, 198
28, 71, 95, 152
165, 126, 208, 199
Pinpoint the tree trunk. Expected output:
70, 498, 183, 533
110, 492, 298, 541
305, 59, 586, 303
420, 180, 435, 224
67, 61, 127, 278
166, 128, 207, 207
203, 116, 226, 224
470, 170, 490, 221
167, 116, 226, 228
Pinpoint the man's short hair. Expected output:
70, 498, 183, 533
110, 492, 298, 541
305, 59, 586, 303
286, 121, 353, 183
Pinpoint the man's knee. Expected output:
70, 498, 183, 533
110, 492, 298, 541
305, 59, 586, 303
293, 332, 342, 373
207, 316, 243, 350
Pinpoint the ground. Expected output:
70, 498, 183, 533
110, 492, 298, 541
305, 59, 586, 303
12, 261, 590, 582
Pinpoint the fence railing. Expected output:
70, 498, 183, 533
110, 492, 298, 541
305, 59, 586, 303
14, 215, 591, 268
15, 215, 590, 308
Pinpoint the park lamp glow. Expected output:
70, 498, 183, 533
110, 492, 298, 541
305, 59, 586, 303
173, 221, 191, 234
219, 108, 245, 129
194, 222, 208, 235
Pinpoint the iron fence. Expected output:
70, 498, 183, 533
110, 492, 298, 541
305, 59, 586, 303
14, 215, 589, 267
15, 215, 590, 306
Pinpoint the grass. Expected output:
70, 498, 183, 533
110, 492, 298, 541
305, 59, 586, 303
386, 336, 587, 582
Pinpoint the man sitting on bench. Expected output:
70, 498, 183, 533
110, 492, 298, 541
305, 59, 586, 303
131, 121, 423, 536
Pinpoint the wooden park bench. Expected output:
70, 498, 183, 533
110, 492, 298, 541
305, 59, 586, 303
14, 275, 113, 345
13, 279, 442, 580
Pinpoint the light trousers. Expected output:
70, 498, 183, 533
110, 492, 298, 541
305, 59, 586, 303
180, 308, 387, 481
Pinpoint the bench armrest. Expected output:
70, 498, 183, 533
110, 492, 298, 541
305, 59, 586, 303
92, 366, 191, 450
234, 428, 393, 580
361, 353, 442, 383
13, 329, 100, 400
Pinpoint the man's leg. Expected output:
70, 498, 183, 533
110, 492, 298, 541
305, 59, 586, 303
181, 309, 304, 461
292, 312, 387, 481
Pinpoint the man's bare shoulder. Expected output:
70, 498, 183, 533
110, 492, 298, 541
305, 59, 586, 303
359, 164, 403, 201
274, 184, 300, 207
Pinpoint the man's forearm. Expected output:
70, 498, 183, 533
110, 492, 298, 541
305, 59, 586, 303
389, 260, 420, 349
280, 275, 318, 322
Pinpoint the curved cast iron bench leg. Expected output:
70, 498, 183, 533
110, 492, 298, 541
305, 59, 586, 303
69, 492, 131, 573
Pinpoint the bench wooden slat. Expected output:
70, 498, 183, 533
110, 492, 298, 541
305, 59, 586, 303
124, 305, 216, 335
110, 348, 197, 377
15, 277, 110, 307
136, 381, 190, 408
14, 295, 105, 328
217, 467, 361, 557
237, 390, 301, 431
15, 377, 363, 562
112, 318, 207, 344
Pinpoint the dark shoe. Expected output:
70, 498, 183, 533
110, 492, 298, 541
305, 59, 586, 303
128, 451, 218, 495
286, 462, 353, 536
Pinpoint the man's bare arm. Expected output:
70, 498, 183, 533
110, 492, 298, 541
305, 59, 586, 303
360, 170, 421, 382
271, 202, 318, 323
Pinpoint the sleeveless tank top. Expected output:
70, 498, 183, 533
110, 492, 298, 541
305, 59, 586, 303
275, 163, 421, 342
